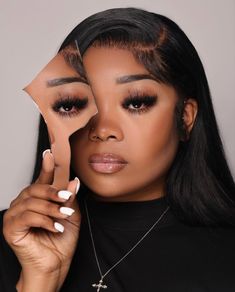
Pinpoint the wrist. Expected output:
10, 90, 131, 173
17, 269, 60, 292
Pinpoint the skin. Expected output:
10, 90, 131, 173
70, 46, 197, 202
3, 152, 81, 291
3, 46, 198, 291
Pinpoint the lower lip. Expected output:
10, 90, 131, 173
89, 162, 127, 174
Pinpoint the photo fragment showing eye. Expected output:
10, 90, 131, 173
52, 96, 88, 117
122, 93, 157, 114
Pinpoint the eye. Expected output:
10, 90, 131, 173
122, 94, 157, 114
52, 96, 88, 118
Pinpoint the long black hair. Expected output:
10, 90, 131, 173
31, 8, 235, 227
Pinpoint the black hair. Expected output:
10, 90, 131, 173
31, 8, 235, 227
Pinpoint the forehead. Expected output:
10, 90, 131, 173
82, 46, 179, 104
24, 51, 83, 98
35, 53, 78, 81
83, 46, 149, 79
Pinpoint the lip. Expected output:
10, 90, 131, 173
88, 153, 128, 174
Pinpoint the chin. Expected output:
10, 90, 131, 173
81, 180, 129, 201
83, 181, 148, 202
88, 186, 126, 200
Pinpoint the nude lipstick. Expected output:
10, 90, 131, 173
88, 153, 128, 174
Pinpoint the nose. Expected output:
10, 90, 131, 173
89, 114, 123, 142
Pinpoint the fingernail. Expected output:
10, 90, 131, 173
42, 149, 51, 159
58, 190, 73, 200
74, 177, 80, 194
54, 222, 64, 233
60, 207, 75, 216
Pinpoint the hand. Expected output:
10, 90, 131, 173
3, 150, 81, 291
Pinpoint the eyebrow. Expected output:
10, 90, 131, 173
46, 76, 88, 87
116, 74, 157, 84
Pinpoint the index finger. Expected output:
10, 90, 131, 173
35, 149, 54, 185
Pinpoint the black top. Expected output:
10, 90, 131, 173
1, 195, 235, 292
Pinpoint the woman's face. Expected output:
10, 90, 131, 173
70, 47, 180, 202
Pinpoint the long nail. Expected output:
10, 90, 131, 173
58, 190, 73, 200
74, 177, 80, 194
42, 149, 51, 159
60, 207, 75, 216
54, 222, 64, 233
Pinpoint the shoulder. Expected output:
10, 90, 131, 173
155, 214, 235, 266
170, 222, 235, 270
189, 224, 235, 247
153, 221, 235, 288
204, 226, 235, 255
169, 219, 235, 250
191, 226, 235, 286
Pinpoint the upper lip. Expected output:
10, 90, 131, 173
88, 153, 128, 164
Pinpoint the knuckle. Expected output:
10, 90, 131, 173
40, 215, 50, 226
46, 186, 53, 194
9, 188, 30, 208
24, 197, 33, 209
43, 168, 53, 174
46, 186, 58, 197
55, 204, 61, 215
45, 201, 60, 217
44, 201, 53, 211
20, 210, 30, 222
21, 186, 32, 197
9, 198, 17, 208
20, 185, 31, 195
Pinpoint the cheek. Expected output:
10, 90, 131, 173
127, 111, 179, 172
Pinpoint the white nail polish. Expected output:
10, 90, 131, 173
60, 207, 75, 216
42, 149, 51, 159
74, 177, 80, 194
58, 190, 73, 200
54, 222, 64, 233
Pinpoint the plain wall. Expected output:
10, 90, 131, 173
0, 0, 234, 210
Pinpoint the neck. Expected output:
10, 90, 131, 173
88, 183, 166, 203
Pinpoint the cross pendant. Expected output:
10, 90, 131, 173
92, 278, 108, 291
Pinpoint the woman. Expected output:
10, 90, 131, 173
1, 7, 235, 292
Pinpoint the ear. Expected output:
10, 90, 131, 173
182, 98, 198, 139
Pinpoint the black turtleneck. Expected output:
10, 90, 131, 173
1, 194, 235, 292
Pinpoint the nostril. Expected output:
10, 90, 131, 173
90, 133, 117, 142
109, 135, 117, 140
91, 134, 99, 141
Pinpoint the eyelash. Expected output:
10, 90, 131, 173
122, 93, 157, 114
52, 96, 88, 118
52, 93, 157, 118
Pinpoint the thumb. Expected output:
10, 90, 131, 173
35, 149, 55, 185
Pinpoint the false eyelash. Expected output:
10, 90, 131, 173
122, 92, 157, 114
52, 96, 88, 117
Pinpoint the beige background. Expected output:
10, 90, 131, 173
0, 0, 234, 210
